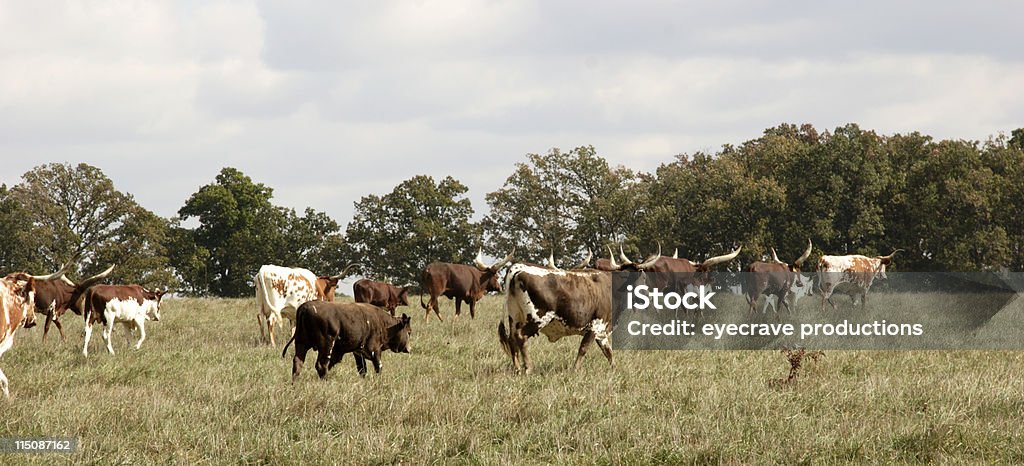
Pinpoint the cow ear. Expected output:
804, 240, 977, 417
400, 313, 410, 326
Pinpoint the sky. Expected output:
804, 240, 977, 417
2, 0, 1023, 229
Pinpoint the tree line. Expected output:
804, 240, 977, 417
2, 123, 1022, 297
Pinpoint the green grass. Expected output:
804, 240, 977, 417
1, 295, 1023, 464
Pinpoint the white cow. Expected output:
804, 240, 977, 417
1, 273, 40, 398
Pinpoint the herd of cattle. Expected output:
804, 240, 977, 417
0, 242, 901, 396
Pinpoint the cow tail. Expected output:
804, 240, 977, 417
420, 293, 427, 310
281, 334, 295, 358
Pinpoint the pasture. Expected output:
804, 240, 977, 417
2, 294, 1024, 464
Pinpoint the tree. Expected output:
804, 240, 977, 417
3, 163, 174, 287
344, 175, 478, 285
176, 168, 287, 297
482, 146, 640, 265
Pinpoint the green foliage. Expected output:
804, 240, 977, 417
344, 175, 478, 285
174, 167, 346, 297
0, 163, 174, 288
482, 146, 640, 265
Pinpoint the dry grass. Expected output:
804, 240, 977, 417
1, 294, 1023, 464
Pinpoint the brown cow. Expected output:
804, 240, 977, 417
419, 249, 513, 321
745, 240, 813, 315
618, 243, 741, 291
28, 263, 115, 342
281, 301, 411, 381
81, 284, 166, 357
353, 279, 410, 315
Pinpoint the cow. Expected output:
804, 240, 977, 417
498, 256, 660, 374
745, 240, 813, 315
762, 276, 814, 314
281, 301, 411, 381
353, 279, 410, 316
817, 250, 902, 310
28, 263, 115, 342
1, 272, 42, 398
618, 243, 742, 297
254, 263, 359, 346
419, 249, 513, 322
81, 284, 166, 357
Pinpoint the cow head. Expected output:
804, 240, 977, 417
397, 287, 410, 306
772, 239, 813, 274
143, 288, 167, 321
318, 262, 362, 300
387, 313, 413, 353
473, 248, 514, 292
874, 249, 903, 280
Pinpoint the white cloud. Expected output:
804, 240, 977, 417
1, 0, 1022, 231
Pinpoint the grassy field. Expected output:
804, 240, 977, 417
1, 294, 1024, 464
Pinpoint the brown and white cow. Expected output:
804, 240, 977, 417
28, 263, 115, 342
254, 263, 359, 346
745, 240, 813, 315
498, 260, 652, 374
353, 279, 410, 315
419, 249, 513, 321
1, 272, 41, 398
817, 250, 902, 310
81, 284, 166, 357
282, 301, 411, 381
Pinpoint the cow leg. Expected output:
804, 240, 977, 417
102, 323, 115, 355
82, 319, 93, 357
469, 299, 477, 319
54, 316, 67, 342
257, 312, 266, 344
453, 298, 462, 320
354, 355, 368, 377
134, 320, 147, 350
596, 334, 614, 367
42, 313, 53, 342
574, 331, 598, 371
267, 314, 278, 347
291, 342, 310, 383
365, 352, 382, 374
315, 350, 332, 380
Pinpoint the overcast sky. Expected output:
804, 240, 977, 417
2, 1, 1022, 227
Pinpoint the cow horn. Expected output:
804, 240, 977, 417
545, 250, 557, 269
770, 248, 784, 264
29, 260, 75, 281
574, 249, 592, 269
490, 248, 514, 271
672, 248, 678, 259
701, 246, 742, 268
794, 239, 813, 266
619, 245, 633, 265
473, 247, 489, 270
878, 249, 904, 262
607, 245, 619, 269
330, 262, 362, 279
636, 242, 662, 270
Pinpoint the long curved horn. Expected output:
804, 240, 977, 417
77, 265, 115, 289
29, 260, 74, 281
619, 245, 633, 265
701, 246, 742, 268
490, 248, 515, 271
473, 247, 489, 270
672, 248, 678, 259
607, 246, 619, 269
770, 248, 784, 264
877, 249, 904, 263
574, 249, 592, 269
545, 250, 556, 269
637, 242, 662, 270
330, 262, 363, 279
794, 239, 813, 266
